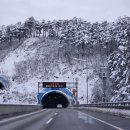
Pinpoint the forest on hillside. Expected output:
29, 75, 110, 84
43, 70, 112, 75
0, 16, 130, 102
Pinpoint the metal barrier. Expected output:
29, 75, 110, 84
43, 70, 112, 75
74, 101, 130, 109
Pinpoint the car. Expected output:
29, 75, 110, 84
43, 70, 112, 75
57, 104, 62, 108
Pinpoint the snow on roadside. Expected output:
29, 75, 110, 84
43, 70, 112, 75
0, 78, 39, 104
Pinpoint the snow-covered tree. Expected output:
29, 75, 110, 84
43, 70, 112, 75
108, 17, 130, 102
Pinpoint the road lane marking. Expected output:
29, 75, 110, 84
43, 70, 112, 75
46, 118, 53, 124
76, 111, 124, 130
0, 109, 46, 124
54, 113, 57, 116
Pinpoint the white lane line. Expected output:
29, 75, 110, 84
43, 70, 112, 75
46, 118, 53, 124
77, 111, 124, 130
0, 109, 46, 124
54, 113, 57, 116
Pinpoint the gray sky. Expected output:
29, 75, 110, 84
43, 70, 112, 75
0, 0, 130, 25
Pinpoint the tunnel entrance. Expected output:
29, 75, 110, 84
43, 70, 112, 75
0, 82, 5, 90
42, 91, 69, 108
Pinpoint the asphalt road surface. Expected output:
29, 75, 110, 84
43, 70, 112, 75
0, 108, 130, 130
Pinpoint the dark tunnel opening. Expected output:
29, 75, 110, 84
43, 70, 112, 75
0, 82, 5, 90
42, 92, 69, 108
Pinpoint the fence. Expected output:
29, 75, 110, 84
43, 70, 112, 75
74, 101, 130, 109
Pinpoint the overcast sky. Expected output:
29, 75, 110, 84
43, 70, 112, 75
0, 0, 130, 25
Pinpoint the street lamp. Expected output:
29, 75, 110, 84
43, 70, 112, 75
86, 70, 89, 104
99, 66, 108, 103
75, 77, 78, 104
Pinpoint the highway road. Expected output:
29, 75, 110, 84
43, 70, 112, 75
0, 108, 130, 130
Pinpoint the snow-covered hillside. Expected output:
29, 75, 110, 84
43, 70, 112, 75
0, 38, 38, 76
0, 38, 99, 104
0, 16, 130, 104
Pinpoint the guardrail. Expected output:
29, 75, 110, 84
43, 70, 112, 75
0, 104, 42, 116
74, 101, 130, 110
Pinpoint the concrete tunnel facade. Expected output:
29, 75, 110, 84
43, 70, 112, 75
37, 88, 76, 108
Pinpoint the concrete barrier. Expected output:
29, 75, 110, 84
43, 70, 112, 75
74, 107, 130, 117
0, 104, 42, 116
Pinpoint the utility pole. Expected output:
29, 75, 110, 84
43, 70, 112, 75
38, 82, 40, 94
38, 82, 43, 94
86, 54, 89, 104
73, 58, 90, 104
86, 70, 89, 104
75, 78, 78, 104
99, 66, 107, 102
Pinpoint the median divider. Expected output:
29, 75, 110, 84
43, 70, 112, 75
0, 104, 42, 116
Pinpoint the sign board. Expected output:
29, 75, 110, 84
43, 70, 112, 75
39, 82, 66, 88
99, 67, 108, 78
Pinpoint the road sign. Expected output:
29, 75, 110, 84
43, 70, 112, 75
99, 67, 108, 78
41, 82, 66, 88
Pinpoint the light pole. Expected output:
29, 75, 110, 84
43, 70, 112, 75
99, 66, 107, 102
75, 78, 78, 104
86, 69, 89, 104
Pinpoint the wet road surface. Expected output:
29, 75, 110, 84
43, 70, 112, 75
0, 108, 130, 130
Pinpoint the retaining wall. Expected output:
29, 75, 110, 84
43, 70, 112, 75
0, 104, 42, 115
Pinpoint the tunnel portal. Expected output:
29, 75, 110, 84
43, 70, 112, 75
0, 75, 9, 90
42, 91, 69, 108
0, 82, 5, 90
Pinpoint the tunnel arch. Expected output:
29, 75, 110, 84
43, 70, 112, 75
0, 75, 9, 90
41, 90, 69, 108
0, 82, 5, 90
